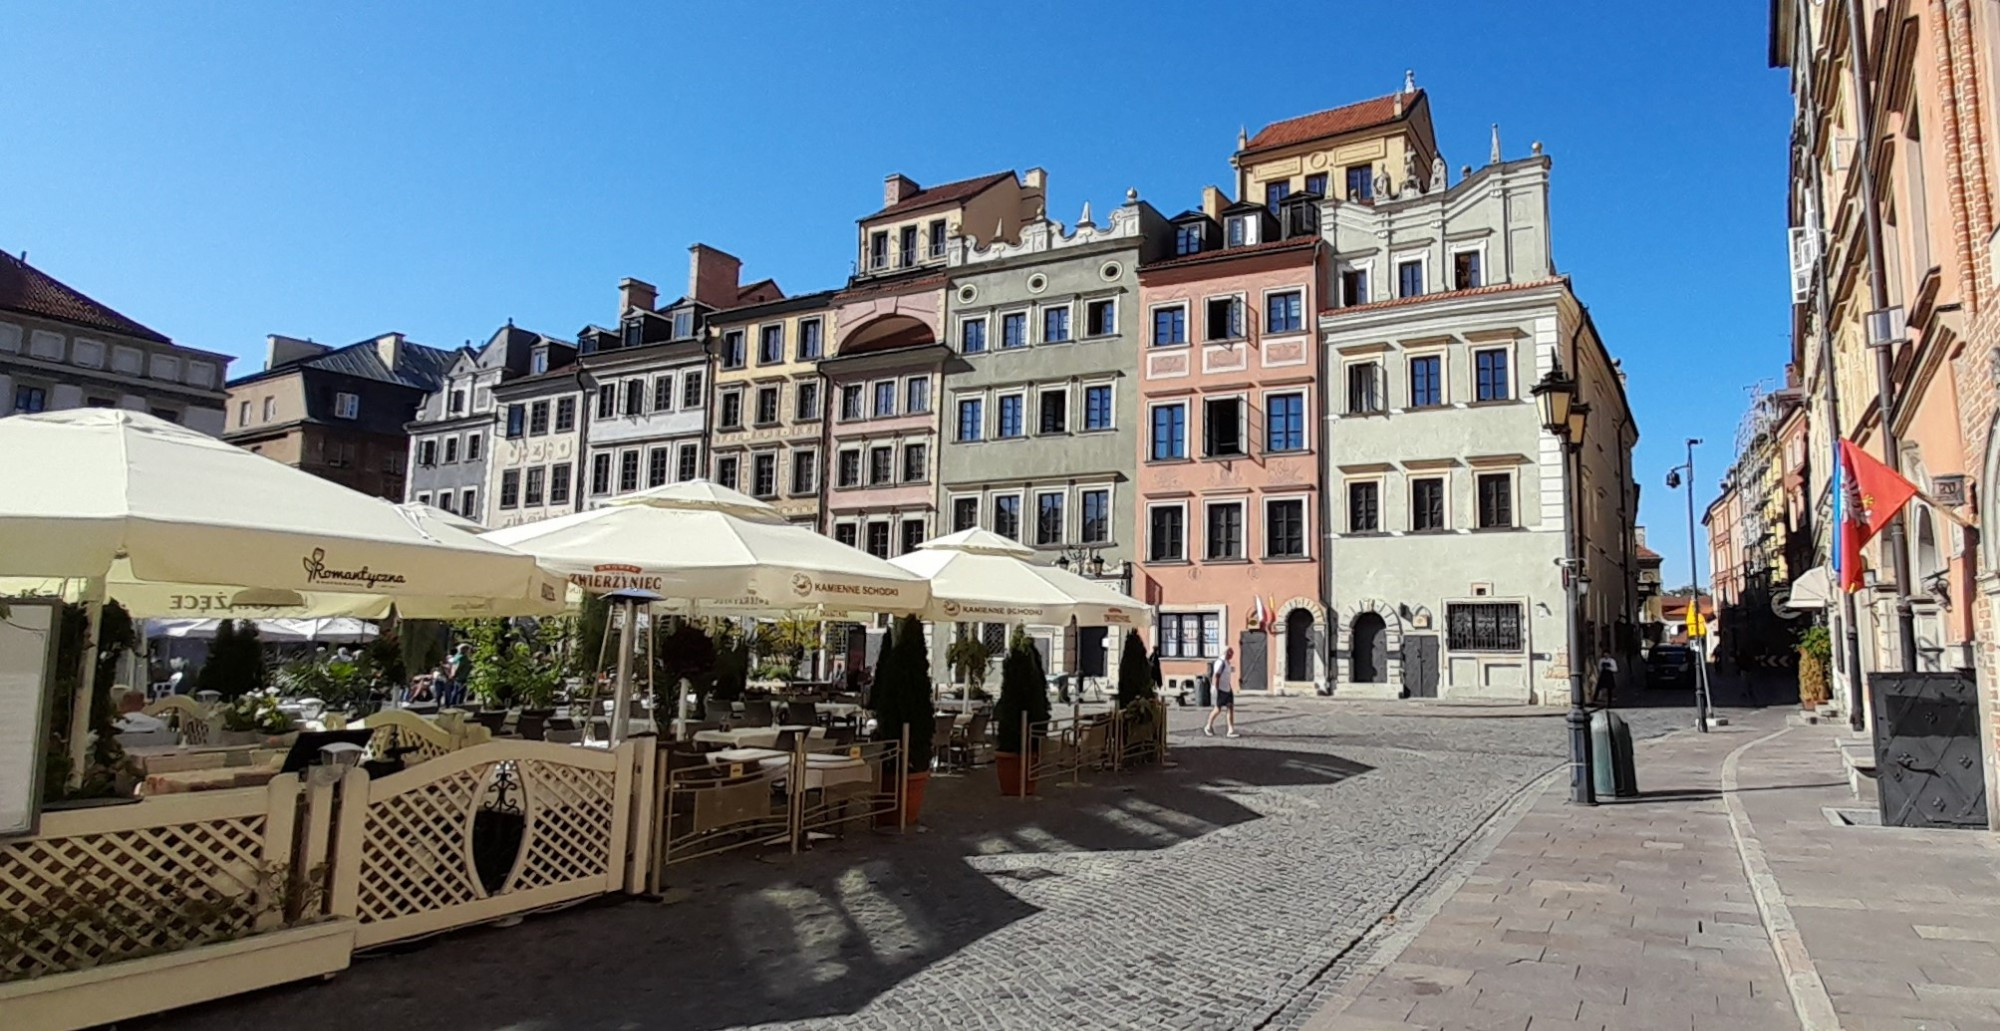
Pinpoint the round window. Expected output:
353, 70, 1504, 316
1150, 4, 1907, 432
1026, 274, 1049, 294
957, 284, 978, 304
1100, 261, 1123, 282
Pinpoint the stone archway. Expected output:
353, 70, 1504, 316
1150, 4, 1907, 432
1333, 599, 1404, 693
1273, 595, 1327, 692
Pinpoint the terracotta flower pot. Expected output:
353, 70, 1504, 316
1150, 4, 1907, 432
877, 769, 931, 827
995, 751, 1035, 796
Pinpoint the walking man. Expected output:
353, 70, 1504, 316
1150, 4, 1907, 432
1204, 646, 1239, 738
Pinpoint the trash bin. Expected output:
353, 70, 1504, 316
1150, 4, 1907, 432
1195, 674, 1212, 709
1590, 710, 1638, 798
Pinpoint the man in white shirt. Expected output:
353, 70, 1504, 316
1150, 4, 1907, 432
1204, 647, 1239, 738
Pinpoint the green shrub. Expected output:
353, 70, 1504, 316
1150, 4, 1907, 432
995, 634, 1051, 754
871, 615, 936, 773
1116, 631, 1154, 707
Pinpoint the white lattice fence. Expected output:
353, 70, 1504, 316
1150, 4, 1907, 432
353, 708, 463, 765
0, 776, 300, 982
332, 740, 637, 948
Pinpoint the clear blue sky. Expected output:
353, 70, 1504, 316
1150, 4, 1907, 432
2, 0, 1787, 586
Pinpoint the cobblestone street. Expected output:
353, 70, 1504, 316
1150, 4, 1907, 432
141, 698, 1698, 1031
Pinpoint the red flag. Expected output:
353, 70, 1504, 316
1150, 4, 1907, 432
1838, 437, 1918, 556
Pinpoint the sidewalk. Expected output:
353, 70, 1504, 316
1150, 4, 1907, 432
1303, 703, 2000, 1031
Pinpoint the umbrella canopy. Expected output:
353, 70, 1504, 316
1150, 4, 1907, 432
147, 617, 381, 643
396, 501, 485, 533
481, 480, 931, 615
0, 410, 565, 617
1783, 565, 1832, 611
889, 528, 1151, 627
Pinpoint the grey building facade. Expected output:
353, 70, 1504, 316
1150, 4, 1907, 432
405, 324, 558, 524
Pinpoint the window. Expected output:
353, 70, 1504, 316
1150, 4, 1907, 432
798, 319, 823, 360
1158, 612, 1221, 658
466, 433, 482, 461
1454, 250, 1483, 290
928, 218, 949, 258
899, 225, 918, 266
961, 317, 987, 354
1086, 298, 1116, 336
238, 400, 250, 425
416, 492, 432, 507
796, 381, 821, 421
444, 437, 460, 463
1203, 397, 1245, 458
1152, 306, 1187, 347
1084, 384, 1113, 431
1411, 477, 1446, 531
596, 384, 616, 419
525, 466, 546, 506
505, 404, 526, 438
993, 495, 1021, 540
1205, 502, 1243, 560
722, 331, 746, 370
531, 350, 549, 375
1474, 348, 1510, 402
500, 469, 521, 509
791, 448, 818, 494
459, 488, 478, 520
673, 310, 694, 339
1304, 173, 1328, 197
1348, 481, 1380, 533
869, 231, 889, 270
835, 523, 859, 548
1148, 506, 1186, 562
619, 450, 640, 493
1266, 499, 1306, 557
957, 398, 983, 442
620, 379, 644, 416
873, 380, 896, 417
418, 439, 438, 466
1043, 306, 1070, 343
901, 443, 926, 483
1346, 166, 1373, 201
682, 370, 704, 409
1266, 392, 1305, 452
1477, 473, 1514, 529
840, 384, 864, 420
436, 490, 453, 515
1036, 493, 1065, 545
623, 321, 643, 349
1226, 216, 1250, 247
758, 325, 784, 365
449, 390, 466, 415
837, 448, 862, 488
719, 391, 743, 429
1001, 312, 1027, 349
591, 453, 612, 495
528, 400, 549, 436
901, 519, 926, 555
1266, 290, 1303, 333
865, 521, 892, 559
1265, 180, 1291, 211
1448, 603, 1524, 652
905, 376, 929, 414
653, 375, 674, 412
549, 464, 572, 505
1175, 223, 1204, 256
648, 447, 670, 488
1341, 269, 1370, 307
1150, 403, 1186, 460
1409, 355, 1443, 408
1346, 362, 1384, 414
334, 392, 359, 419
1397, 259, 1424, 298
555, 397, 576, 432
756, 386, 780, 425
997, 395, 1024, 438
1205, 297, 1243, 341
868, 446, 893, 485
263, 397, 276, 421
753, 454, 777, 498
1081, 489, 1109, 544
716, 455, 741, 491
1039, 388, 1067, 434
952, 497, 979, 532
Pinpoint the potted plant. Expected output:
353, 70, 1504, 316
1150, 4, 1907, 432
1115, 631, 1160, 764
1797, 625, 1831, 710
217, 690, 295, 746
871, 614, 936, 823
993, 633, 1051, 796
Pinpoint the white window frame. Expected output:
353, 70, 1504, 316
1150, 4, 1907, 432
1338, 260, 1375, 307
949, 492, 983, 533
718, 386, 746, 429
1258, 285, 1309, 336
1262, 494, 1312, 559
1079, 486, 1113, 544
646, 445, 671, 488
1201, 391, 1250, 459
1146, 501, 1190, 563
1393, 250, 1429, 298
676, 442, 699, 482
755, 384, 781, 426
994, 389, 1028, 440
990, 489, 1025, 540
750, 450, 780, 499
1038, 300, 1075, 344
958, 313, 990, 354
1034, 488, 1068, 546
1344, 474, 1386, 534
1147, 399, 1190, 461
416, 491, 433, 507
1260, 387, 1310, 453
871, 378, 898, 418
832, 520, 861, 549
1081, 380, 1117, 432
334, 392, 360, 419
900, 440, 928, 484
835, 447, 864, 489
1148, 302, 1190, 348
1405, 347, 1449, 409
1471, 344, 1515, 403
1474, 467, 1519, 530
1201, 291, 1247, 343
839, 383, 866, 422
653, 373, 677, 412
1202, 498, 1247, 562
955, 394, 985, 443
1083, 296, 1118, 338
791, 446, 820, 495
1037, 384, 1070, 436
71, 338, 104, 368
27, 330, 64, 360
1449, 240, 1490, 291
904, 374, 930, 414
1408, 471, 1452, 532
997, 308, 1032, 350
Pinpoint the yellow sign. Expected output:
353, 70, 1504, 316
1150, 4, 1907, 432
1685, 608, 1708, 639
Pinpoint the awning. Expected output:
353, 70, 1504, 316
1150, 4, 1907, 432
1784, 565, 1832, 610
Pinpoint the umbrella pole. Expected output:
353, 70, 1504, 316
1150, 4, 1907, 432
65, 594, 104, 788
612, 598, 636, 745
675, 610, 695, 739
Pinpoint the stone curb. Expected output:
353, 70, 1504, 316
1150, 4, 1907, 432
1722, 724, 1842, 1031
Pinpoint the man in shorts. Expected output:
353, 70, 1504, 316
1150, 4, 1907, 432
1204, 646, 1239, 738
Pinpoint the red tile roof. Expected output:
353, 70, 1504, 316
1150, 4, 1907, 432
863, 172, 1014, 221
1241, 92, 1418, 156
0, 249, 171, 343
1638, 545, 1663, 562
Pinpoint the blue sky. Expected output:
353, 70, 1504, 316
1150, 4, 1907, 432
1, 1, 1787, 585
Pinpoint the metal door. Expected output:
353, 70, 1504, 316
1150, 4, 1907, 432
1401, 634, 1439, 699
1237, 630, 1268, 693
1871, 671, 1988, 828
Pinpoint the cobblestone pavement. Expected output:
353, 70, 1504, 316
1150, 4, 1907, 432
141, 697, 1700, 1031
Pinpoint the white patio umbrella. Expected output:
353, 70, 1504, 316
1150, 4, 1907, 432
147, 617, 381, 643
890, 529, 1151, 628
482, 480, 932, 739
396, 501, 485, 533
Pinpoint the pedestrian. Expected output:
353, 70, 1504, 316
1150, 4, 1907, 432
448, 644, 473, 707
1591, 656, 1618, 708
1204, 646, 1239, 738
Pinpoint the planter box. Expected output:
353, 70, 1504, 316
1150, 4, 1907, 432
0, 919, 357, 1031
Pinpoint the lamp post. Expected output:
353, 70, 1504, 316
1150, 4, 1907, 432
1665, 439, 1714, 732
1533, 366, 1594, 805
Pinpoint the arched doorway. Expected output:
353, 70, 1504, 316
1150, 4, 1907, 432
1284, 609, 1314, 682
1351, 613, 1387, 683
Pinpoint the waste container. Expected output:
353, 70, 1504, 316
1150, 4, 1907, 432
1590, 710, 1638, 798
1195, 674, 1212, 709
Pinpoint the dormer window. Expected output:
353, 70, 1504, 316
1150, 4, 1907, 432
449, 390, 465, 415
899, 226, 918, 267
1265, 181, 1290, 212
1226, 215, 1258, 248
928, 219, 948, 258
530, 349, 549, 375
622, 321, 643, 349
1282, 197, 1319, 238
673, 310, 693, 339
1174, 224, 1203, 257
869, 231, 889, 270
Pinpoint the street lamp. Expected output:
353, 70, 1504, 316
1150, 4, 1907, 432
1533, 367, 1594, 805
1055, 545, 1108, 579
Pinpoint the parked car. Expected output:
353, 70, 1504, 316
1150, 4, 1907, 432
1646, 645, 1695, 689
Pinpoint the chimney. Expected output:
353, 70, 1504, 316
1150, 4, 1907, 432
688, 243, 744, 309
884, 173, 920, 208
374, 332, 405, 372
1022, 167, 1046, 192
618, 277, 658, 314
1201, 185, 1227, 221
264, 334, 331, 371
